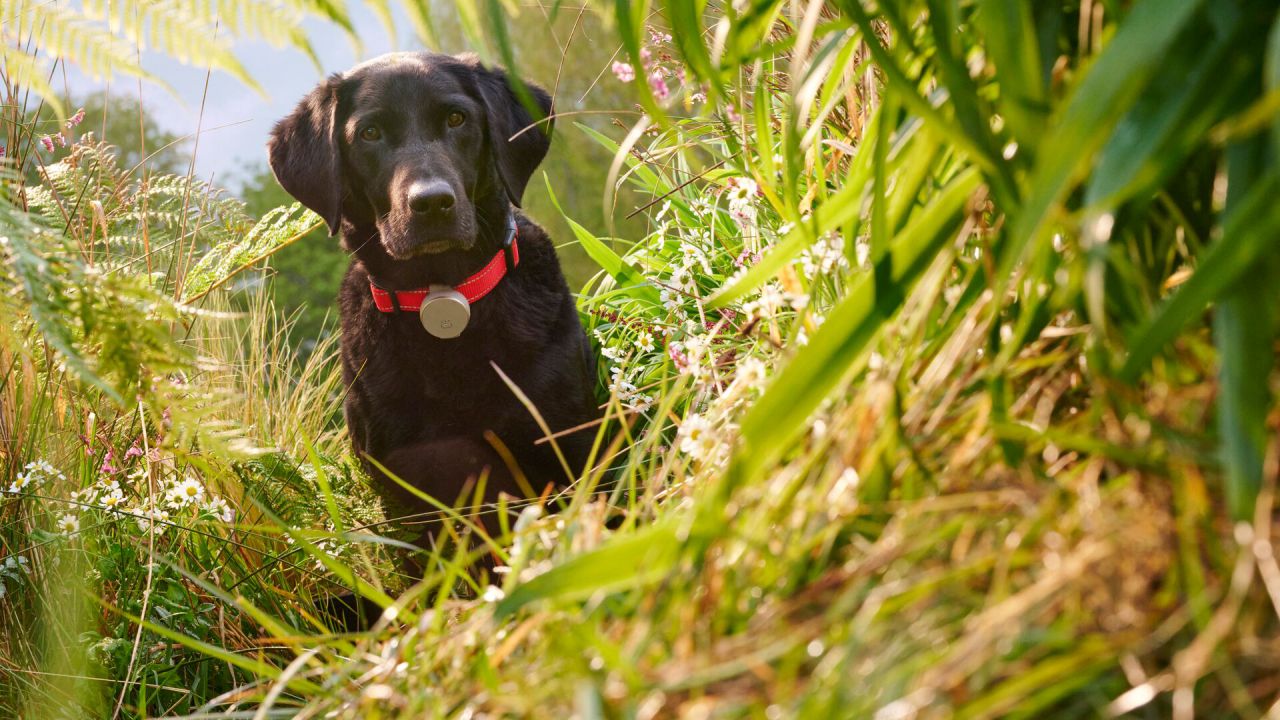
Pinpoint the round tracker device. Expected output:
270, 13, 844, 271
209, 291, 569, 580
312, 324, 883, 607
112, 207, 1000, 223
419, 285, 471, 339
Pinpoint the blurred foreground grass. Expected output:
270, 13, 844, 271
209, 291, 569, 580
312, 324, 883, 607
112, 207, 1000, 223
2, 1, 1280, 717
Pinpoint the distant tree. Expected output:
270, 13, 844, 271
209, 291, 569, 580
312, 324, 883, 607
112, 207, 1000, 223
76, 91, 190, 175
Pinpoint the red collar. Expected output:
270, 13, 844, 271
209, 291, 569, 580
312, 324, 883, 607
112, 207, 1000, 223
369, 220, 519, 313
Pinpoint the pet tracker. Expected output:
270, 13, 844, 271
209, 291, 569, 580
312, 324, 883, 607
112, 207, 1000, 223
418, 286, 470, 338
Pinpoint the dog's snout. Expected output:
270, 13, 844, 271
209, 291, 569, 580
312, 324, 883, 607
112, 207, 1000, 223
407, 180, 456, 216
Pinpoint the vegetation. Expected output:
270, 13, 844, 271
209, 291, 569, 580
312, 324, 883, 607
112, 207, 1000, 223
2, 0, 1279, 718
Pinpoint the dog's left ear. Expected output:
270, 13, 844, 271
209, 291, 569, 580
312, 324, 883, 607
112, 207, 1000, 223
473, 65, 553, 207
268, 74, 344, 235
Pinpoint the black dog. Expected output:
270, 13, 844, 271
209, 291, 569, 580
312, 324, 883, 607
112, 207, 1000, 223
268, 52, 600, 560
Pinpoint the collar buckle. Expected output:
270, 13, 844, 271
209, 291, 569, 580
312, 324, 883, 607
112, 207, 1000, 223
502, 215, 518, 273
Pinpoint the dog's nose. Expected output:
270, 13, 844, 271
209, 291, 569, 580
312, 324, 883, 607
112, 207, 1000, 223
407, 180, 456, 215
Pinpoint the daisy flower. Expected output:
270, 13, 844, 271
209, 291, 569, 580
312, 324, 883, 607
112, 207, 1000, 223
135, 506, 170, 535
170, 477, 205, 507
98, 489, 126, 511
203, 497, 235, 524
678, 413, 716, 461
56, 513, 80, 535
635, 331, 656, 353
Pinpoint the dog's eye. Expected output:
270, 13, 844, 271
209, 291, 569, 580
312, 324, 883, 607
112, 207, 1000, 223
359, 125, 382, 142
446, 111, 466, 128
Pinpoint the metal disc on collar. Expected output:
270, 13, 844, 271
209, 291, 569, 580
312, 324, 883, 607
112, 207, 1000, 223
419, 285, 470, 339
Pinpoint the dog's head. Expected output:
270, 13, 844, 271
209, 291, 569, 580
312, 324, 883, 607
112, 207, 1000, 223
268, 52, 552, 266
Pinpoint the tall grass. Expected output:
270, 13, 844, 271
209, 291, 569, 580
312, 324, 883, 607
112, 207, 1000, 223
2, 0, 1279, 717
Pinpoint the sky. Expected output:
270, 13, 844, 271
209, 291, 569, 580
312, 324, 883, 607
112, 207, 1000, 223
65, 3, 412, 189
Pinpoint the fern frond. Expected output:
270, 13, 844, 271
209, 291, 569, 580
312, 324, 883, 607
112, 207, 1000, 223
0, 45, 65, 118
11, 1, 155, 89
2, 0, 374, 112
182, 202, 320, 302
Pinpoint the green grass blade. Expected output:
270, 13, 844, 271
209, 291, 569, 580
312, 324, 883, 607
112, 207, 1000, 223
1086, 8, 1255, 210
1118, 172, 1280, 381
495, 518, 683, 618
975, 0, 1047, 146
1004, 0, 1204, 283
543, 174, 661, 305
1214, 135, 1276, 520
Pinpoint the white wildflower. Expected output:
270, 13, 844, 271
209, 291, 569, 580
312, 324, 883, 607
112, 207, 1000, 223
625, 394, 654, 412
56, 513, 80, 535
203, 497, 234, 523
854, 238, 870, 267
726, 176, 757, 208
482, 585, 506, 603
98, 488, 126, 511
135, 506, 170, 535
678, 413, 718, 461
10, 459, 64, 493
169, 476, 205, 507
8, 473, 31, 494
679, 242, 711, 273
749, 284, 787, 319
660, 288, 681, 311
733, 357, 768, 393
726, 177, 759, 227
669, 266, 696, 292
635, 331, 656, 354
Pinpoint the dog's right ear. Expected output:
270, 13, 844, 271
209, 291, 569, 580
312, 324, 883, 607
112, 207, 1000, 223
268, 75, 344, 236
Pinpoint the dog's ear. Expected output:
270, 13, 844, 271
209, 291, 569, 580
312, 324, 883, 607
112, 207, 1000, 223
473, 65, 553, 207
268, 75, 344, 235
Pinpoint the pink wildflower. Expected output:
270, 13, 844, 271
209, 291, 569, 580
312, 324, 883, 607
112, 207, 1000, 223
66, 109, 85, 128
668, 343, 689, 371
98, 447, 117, 474
648, 68, 670, 100
39, 136, 54, 152
611, 62, 635, 83
124, 444, 144, 459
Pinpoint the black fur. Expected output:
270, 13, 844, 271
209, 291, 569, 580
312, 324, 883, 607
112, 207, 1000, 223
268, 52, 598, 558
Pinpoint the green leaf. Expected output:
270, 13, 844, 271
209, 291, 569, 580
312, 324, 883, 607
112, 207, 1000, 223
975, 0, 1047, 146
544, 174, 660, 305
1086, 6, 1256, 210
1119, 172, 1280, 382
495, 518, 683, 618
1004, 0, 1204, 284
